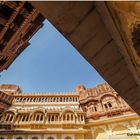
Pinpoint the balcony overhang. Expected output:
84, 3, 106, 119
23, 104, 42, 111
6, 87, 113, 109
31, 1, 140, 115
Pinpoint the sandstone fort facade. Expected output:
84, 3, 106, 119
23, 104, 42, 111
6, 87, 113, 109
0, 83, 139, 139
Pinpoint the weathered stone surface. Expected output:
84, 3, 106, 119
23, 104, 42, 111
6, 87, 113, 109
69, 9, 103, 49
31, 1, 95, 36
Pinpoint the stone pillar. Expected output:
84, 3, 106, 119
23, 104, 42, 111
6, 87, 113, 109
25, 115, 27, 122
9, 114, 11, 122
18, 115, 21, 123
78, 115, 80, 123
16, 115, 19, 124
35, 114, 37, 122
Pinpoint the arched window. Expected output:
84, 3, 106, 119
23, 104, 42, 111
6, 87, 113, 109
38, 98, 41, 102
73, 97, 75, 102
32, 136, 38, 139
50, 98, 52, 102
48, 136, 54, 139
16, 98, 19, 102
16, 136, 23, 139
66, 97, 68, 102
23, 98, 26, 102
64, 136, 72, 139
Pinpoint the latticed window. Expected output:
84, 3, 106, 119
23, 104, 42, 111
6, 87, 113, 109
48, 136, 54, 139
65, 136, 72, 139
32, 136, 38, 139
16, 136, 23, 139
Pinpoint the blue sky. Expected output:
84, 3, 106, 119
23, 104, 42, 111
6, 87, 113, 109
0, 20, 105, 93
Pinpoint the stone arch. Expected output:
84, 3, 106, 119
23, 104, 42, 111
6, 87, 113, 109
100, 94, 119, 110
100, 94, 117, 101
4, 109, 16, 114
31, 110, 45, 122
2, 110, 15, 122
3, 110, 15, 115
61, 108, 77, 122
32, 109, 46, 115
35, 107, 46, 113
61, 107, 75, 116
